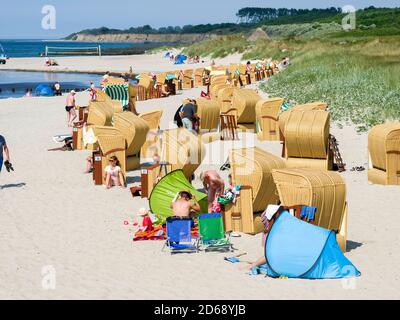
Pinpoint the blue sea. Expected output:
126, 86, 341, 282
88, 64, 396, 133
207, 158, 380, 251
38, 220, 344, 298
0, 39, 143, 99
0, 70, 104, 99
0, 39, 141, 58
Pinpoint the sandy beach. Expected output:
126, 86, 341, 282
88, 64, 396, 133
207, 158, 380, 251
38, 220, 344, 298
1, 54, 400, 300
0, 52, 244, 75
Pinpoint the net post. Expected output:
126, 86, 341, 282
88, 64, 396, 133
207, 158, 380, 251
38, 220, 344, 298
99, 45, 102, 57
45, 46, 48, 57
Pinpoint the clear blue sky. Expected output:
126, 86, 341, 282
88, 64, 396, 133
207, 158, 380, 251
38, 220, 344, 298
0, 0, 397, 39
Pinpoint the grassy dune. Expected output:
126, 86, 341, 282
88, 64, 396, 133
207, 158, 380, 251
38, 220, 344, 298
261, 37, 400, 131
184, 35, 400, 131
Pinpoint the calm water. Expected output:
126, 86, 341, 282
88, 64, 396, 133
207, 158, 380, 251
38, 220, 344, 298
0, 39, 140, 58
0, 40, 150, 99
0, 70, 104, 99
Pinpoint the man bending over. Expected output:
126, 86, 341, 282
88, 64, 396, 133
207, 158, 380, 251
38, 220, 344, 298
200, 170, 225, 213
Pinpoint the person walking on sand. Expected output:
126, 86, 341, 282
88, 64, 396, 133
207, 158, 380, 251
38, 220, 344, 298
200, 170, 225, 213
0, 134, 12, 174
65, 90, 77, 127
89, 82, 97, 101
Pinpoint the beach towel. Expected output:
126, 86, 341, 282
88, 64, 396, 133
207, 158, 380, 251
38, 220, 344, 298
83, 126, 97, 146
166, 74, 177, 81
133, 225, 165, 241
104, 84, 129, 107
53, 134, 72, 143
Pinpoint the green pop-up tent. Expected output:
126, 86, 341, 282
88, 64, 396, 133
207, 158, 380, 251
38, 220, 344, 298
149, 170, 208, 222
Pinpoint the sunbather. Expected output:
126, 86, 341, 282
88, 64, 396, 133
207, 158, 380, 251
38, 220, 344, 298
241, 205, 281, 272
200, 170, 225, 213
161, 83, 171, 97
53, 82, 62, 96
84, 155, 93, 174
104, 156, 126, 189
0, 134, 12, 174
170, 191, 201, 218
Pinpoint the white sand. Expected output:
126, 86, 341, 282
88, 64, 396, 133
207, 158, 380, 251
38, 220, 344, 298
1, 55, 400, 300
0, 52, 244, 74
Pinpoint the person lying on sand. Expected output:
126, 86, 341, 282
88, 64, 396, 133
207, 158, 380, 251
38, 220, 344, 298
85, 155, 93, 174
104, 156, 126, 189
240, 206, 281, 272
170, 191, 201, 218
0, 134, 12, 174
200, 170, 225, 213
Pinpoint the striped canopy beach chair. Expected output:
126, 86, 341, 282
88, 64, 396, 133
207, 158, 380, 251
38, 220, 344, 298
104, 84, 129, 110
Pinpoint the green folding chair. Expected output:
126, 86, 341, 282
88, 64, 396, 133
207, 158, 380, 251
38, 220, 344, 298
198, 213, 233, 253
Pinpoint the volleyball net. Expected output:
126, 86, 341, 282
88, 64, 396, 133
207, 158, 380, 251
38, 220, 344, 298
45, 45, 102, 57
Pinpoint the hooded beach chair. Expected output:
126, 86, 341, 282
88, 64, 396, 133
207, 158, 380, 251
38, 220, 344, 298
255, 98, 284, 141
281, 109, 333, 170
368, 123, 400, 185
272, 168, 348, 252
224, 147, 286, 235
164, 217, 199, 254
198, 213, 233, 253
230, 89, 262, 132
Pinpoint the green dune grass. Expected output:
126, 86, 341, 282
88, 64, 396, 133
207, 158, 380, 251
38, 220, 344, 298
260, 38, 400, 131
184, 35, 400, 131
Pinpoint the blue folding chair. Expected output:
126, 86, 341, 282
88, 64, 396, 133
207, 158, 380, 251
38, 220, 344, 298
164, 217, 199, 254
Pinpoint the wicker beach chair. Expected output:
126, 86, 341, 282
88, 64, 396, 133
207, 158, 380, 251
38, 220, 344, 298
218, 86, 238, 112
113, 112, 150, 171
194, 68, 205, 87
279, 102, 328, 137
196, 98, 220, 132
159, 128, 205, 180
230, 89, 262, 132
239, 64, 251, 85
137, 73, 153, 100
210, 84, 231, 100
138, 109, 163, 131
255, 98, 284, 141
272, 168, 348, 252
368, 123, 400, 185
283, 110, 333, 170
95, 89, 124, 113
182, 69, 194, 89
92, 134, 126, 186
223, 147, 286, 235
104, 76, 138, 113
86, 101, 115, 127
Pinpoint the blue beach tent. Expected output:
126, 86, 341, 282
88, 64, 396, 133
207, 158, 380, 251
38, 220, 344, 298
34, 84, 54, 97
264, 211, 361, 279
174, 54, 187, 65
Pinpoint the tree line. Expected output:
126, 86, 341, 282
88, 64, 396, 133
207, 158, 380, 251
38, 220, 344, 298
66, 6, 396, 38
236, 7, 342, 23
